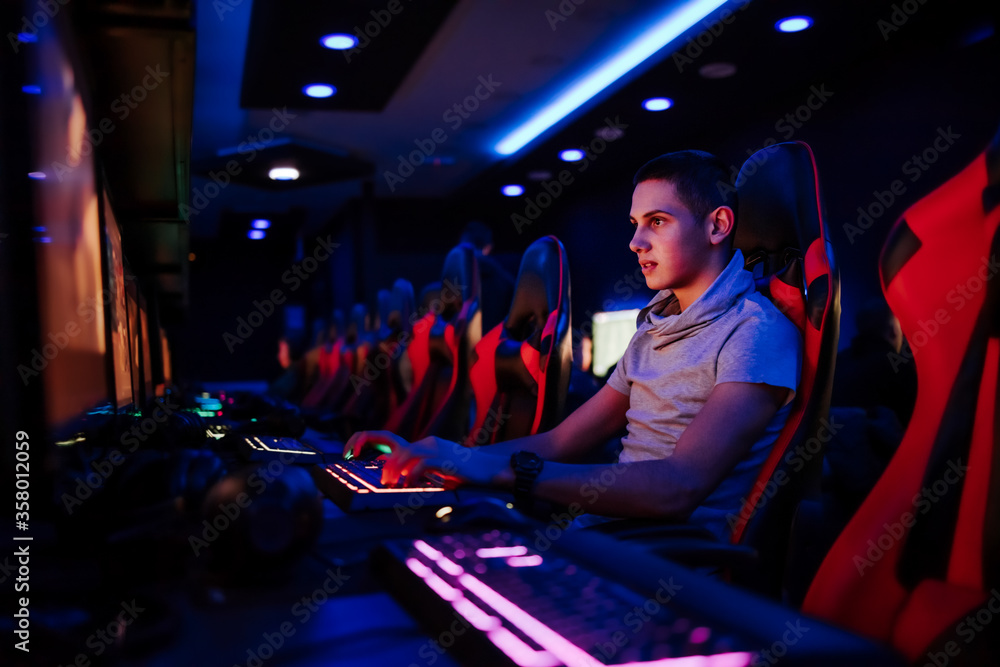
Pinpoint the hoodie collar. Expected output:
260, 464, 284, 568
638, 249, 753, 349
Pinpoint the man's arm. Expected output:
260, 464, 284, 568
478, 383, 630, 461
502, 381, 788, 517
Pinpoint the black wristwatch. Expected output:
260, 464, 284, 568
510, 451, 544, 510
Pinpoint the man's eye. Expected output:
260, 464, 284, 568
652, 218, 665, 226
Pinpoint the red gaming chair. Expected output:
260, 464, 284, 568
802, 127, 1000, 663
592, 141, 840, 601
467, 235, 572, 446
383, 243, 482, 441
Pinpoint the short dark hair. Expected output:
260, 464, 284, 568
633, 150, 737, 222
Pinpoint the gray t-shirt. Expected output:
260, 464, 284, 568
606, 249, 802, 540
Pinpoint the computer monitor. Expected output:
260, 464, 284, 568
101, 187, 135, 412
590, 309, 640, 378
125, 276, 142, 409
28, 15, 112, 436
159, 328, 173, 395
139, 296, 154, 404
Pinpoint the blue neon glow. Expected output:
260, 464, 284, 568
248, 230, 266, 240
776, 16, 813, 33
38, 237, 52, 243
28, 172, 46, 180
321, 33, 358, 50
303, 84, 336, 98
17, 32, 37, 43
501, 184, 524, 197
494, 0, 727, 155
559, 149, 584, 162
643, 97, 673, 111
252, 219, 271, 229
22, 85, 41, 95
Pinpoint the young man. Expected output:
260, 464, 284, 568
345, 150, 802, 540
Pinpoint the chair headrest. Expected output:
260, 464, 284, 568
504, 236, 570, 346
735, 141, 825, 275
388, 278, 415, 332
439, 243, 480, 320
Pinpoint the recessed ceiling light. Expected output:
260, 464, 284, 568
775, 16, 813, 33
321, 33, 358, 50
248, 230, 266, 240
252, 219, 271, 229
502, 184, 525, 197
268, 167, 300, 181
17, 32, 37, 43
303, 84, 336, 98
642, 97, 673, 112
559, 149, 585, 162
698, 62, 737, 79
22, 84, 41, 94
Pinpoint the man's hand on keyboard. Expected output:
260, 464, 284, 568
343, 431, 509, 489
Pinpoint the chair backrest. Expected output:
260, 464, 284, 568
384, 244, 481, 441
468, 235, 572, 445
728, 141, 840, 597
802, 127, 1000, 663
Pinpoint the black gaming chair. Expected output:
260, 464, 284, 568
383, 244, 481, 441
467, 235, 572, 445
591, 141, 841, 601
803, 125, 1000, 664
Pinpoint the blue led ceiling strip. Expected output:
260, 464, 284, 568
494, 0, 728, 156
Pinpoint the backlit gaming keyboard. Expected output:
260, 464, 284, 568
234, 434, 330, 463
372, 512, 906, 667
311, 458, 460, 512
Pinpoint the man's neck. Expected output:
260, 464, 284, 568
672, 251, 733, 312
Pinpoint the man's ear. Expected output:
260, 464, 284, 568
707, 206, 736, 246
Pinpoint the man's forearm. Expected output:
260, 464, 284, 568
522, 460, 698, 519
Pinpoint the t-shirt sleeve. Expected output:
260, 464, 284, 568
717, 309, 802, 402
606, 349, 630, 396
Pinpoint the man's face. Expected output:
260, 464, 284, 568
629, 179, 713, 292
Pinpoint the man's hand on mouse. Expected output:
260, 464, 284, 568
343, 431, 512, 489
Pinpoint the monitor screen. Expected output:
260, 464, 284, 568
159, 328, 172, 395
29, 17, 110, 433
139, 299, 154, 403
125, 279, 142, 409
102, 190, 134, 411
591, 309, 640, 378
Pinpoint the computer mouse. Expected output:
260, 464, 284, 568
425, 496, 527, 533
